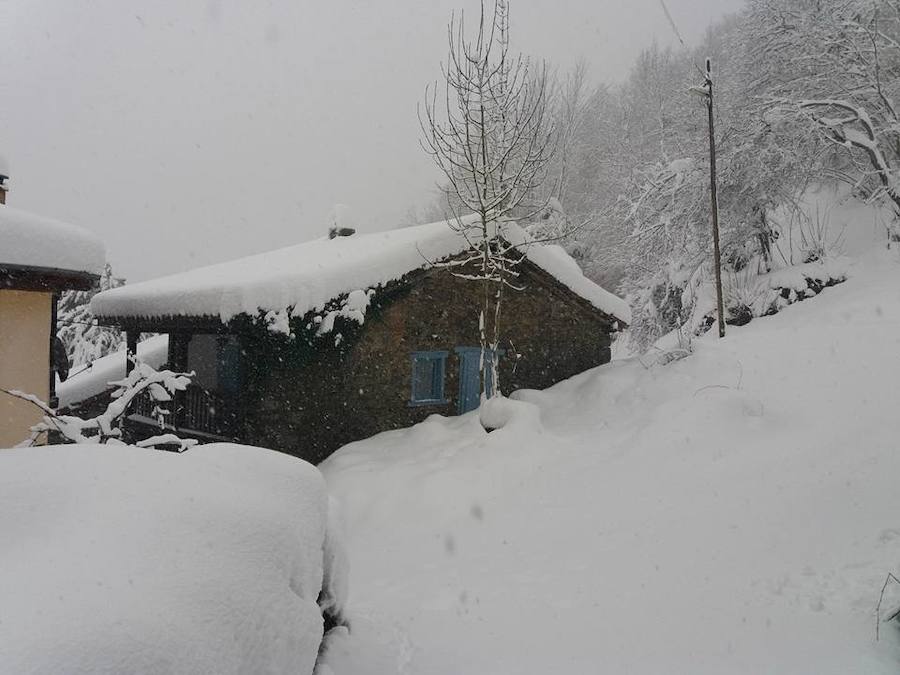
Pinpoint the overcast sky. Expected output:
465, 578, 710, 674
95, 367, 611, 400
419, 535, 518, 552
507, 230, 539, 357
0, 0, 743, 282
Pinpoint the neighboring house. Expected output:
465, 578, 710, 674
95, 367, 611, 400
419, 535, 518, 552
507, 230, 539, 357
90, 220, 630, 463
0, 159, 105, 446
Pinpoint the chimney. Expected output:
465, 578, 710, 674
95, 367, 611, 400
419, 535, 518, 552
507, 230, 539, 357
0, 154, 9, 205
327, 204, 356, 239
328, 226, 356, 239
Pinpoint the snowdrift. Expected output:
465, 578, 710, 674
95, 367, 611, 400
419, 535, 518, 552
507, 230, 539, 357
320, 245, 900, 673
0, 443, 347, 675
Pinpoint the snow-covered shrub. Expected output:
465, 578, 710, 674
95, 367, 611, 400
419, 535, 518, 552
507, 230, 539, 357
625, 258, 703, 354
4, 359, 196, 449
0, 442, 345, 674
724, 269, 776, 326
798, 208, 844, 263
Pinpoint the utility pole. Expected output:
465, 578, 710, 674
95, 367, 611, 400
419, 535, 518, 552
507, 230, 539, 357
704, 57, 726, 338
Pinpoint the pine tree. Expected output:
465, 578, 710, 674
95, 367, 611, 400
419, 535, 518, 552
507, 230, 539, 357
57, 264, 126, 369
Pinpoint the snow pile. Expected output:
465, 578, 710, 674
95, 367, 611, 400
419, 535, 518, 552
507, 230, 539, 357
668, 156, 696, 174
58, 334, 169, 409
91, 218, 629, 326
478, 394, 542, 433
319, 246, 900, 673
766, 256, 851, 294
0, 204, 105, 275
0, 442, 346, 675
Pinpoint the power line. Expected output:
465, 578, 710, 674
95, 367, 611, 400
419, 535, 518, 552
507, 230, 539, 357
657, 0, 706, 79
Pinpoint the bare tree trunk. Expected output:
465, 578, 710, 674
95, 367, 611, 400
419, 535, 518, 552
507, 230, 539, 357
420, 0, 556, 404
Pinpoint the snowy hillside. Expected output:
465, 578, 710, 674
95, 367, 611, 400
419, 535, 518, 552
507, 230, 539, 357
320, 243, 900, 673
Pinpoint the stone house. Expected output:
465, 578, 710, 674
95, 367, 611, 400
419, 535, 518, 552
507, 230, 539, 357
0, 158, 105, 446
87, 219, 629, 463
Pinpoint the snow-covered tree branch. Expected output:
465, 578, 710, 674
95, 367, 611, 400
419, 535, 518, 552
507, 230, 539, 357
3, 360, 197, 450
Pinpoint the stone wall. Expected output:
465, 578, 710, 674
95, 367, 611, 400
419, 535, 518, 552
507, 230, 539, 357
241, 261, 616, 464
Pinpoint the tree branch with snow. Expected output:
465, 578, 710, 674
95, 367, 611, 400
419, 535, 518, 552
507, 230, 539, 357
3, 359, 197, 450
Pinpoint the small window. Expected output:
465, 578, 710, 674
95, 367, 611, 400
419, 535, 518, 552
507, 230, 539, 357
410, 351, 448, 405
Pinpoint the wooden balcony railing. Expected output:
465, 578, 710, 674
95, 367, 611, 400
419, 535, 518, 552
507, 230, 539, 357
129, 385, 240, 441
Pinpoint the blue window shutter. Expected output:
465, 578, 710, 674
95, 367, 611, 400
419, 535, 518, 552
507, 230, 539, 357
455, 346, 503, 412
410, 351, 448, 405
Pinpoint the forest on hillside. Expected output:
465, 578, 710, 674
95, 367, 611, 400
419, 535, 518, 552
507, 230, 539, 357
418, 0, 900, 351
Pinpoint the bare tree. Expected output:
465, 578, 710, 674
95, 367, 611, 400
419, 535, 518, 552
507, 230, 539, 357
420, 0, 555, 400
552, 59, 590, 204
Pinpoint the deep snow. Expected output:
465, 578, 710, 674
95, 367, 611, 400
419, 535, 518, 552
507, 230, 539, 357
320, 244, 900, 673
0, 443, 346, 675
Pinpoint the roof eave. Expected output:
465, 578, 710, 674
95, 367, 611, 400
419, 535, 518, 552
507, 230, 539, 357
0, 263, 100, 292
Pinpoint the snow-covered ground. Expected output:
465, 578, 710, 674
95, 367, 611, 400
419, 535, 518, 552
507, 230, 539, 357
0, 443, 346, 675
320, 242, 900, 672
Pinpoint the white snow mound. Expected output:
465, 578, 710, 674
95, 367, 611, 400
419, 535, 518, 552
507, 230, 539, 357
0, 442, 344, 675
319, 245, 900, 674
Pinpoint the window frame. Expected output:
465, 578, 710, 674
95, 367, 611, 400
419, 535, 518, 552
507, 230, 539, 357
409, 350, 450, 406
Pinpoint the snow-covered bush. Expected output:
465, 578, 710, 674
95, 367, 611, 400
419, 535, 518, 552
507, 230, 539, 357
724, 269, 776, 326
0, 442, 348, 675
4, 359, 196, 449
625, 257, 703, 354
798, 207, 844, 263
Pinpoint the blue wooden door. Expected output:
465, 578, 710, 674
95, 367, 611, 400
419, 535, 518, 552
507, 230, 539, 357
456, 347, 482, 414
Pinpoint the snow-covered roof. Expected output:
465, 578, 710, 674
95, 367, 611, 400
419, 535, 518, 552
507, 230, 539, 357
0, 204, 105, 276
58, 334, 169, 409
92, 219, 631, 325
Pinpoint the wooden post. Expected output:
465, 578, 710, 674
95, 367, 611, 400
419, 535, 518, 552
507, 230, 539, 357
48, 292, 60, 409
125, 331, 138, 375
705, 58, 726, 339
171, 333, 188, 430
